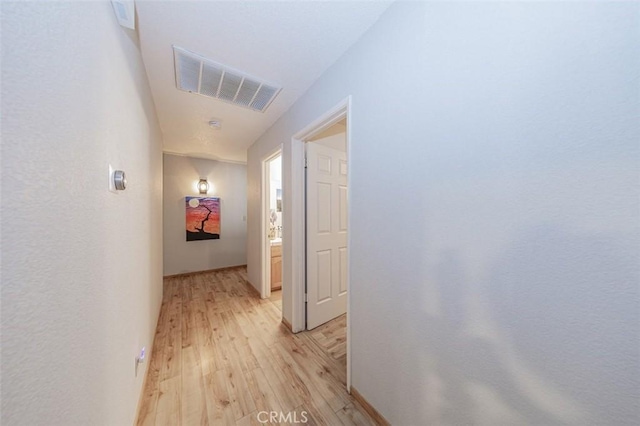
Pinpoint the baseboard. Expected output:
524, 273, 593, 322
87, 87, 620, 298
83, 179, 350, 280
350, 386, 390, 426
163, 264, 247, 278
281, 317, 293, 332
245, 280, 262, 298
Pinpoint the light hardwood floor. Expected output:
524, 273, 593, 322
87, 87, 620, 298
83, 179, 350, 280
136, 267, 376, 426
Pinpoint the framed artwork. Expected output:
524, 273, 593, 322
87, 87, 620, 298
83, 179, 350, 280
185, 197, 220, 241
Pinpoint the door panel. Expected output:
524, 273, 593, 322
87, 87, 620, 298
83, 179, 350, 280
339, 185, 348, 232
317, 183, 332, 233
306, 142, 348, 330
316, 250, 332, 302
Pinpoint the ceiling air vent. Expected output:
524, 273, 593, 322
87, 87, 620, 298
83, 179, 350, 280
173, 46, 282, 113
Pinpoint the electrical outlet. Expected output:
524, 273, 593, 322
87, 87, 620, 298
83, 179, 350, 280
135, 346, 146, 377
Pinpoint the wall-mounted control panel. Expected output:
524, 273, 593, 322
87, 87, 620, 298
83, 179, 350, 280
114, 170, 127, 190
109, 165, 127, 193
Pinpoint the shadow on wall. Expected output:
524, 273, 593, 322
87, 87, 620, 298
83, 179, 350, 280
187, 157, 219, 188
487, 225, 639, 424
387, 225, 638, 425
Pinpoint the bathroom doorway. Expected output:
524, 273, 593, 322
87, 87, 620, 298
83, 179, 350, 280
261, 148, 283, 301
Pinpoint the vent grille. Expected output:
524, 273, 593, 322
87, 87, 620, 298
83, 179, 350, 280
173, 46, 281, 113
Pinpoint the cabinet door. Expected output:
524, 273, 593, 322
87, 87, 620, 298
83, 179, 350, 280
271, 255, 282, 290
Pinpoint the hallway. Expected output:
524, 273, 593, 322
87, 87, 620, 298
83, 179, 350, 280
136, 267, 374, 425
3, 2, 638, 425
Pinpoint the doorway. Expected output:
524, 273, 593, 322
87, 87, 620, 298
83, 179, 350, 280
261, 148, 283, 301
289, 97, 352, 389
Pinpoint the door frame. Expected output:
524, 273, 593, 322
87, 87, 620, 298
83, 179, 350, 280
261, 146, 282, 299
289, 96, 352, 390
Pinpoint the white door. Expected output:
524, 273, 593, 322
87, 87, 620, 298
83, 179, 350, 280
306, 142, 348, 330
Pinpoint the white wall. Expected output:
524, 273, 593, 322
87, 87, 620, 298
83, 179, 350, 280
247, 2, 639, 425
163, 154, 247, 276
1, 2, 163, 425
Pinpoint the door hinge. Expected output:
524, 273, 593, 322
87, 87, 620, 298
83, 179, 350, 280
305, 293, 308, 303
304, 157, 308, 169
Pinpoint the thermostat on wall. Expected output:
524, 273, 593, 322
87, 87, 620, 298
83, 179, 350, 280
109, 164, 127, 193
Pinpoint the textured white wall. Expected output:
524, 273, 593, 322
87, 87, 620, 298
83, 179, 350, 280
163, 154, 247, 276
1, 2, 163, 425
247, 2, 639, 424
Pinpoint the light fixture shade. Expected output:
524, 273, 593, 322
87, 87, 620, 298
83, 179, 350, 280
198, 179, 209, 194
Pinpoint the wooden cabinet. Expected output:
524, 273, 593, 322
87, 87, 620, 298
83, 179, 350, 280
270, 244, 282, 291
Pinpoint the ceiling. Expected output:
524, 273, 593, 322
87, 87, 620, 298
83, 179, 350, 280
309, 118, 346, 141
136, 1, 391, 163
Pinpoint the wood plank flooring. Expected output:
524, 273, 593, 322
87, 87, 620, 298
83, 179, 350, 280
136, 267, 376, 426
307, 314, 347, 366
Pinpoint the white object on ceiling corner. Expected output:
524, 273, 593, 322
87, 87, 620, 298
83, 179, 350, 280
112, 0, 136, 30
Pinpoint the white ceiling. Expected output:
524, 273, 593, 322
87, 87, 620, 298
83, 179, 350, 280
136, 1, 391, 163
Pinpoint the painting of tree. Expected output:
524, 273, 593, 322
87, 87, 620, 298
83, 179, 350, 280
185, 197, 220, 241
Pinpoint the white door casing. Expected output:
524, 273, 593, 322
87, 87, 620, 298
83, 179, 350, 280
306, 141, 348, 330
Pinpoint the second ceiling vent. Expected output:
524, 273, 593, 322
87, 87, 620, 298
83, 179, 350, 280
173, 46, 281, 113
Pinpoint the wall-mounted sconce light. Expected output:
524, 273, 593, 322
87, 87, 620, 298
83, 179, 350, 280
198, 178, 209, 194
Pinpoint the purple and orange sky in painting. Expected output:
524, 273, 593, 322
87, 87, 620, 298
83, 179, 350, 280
185, 197, 220, 235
